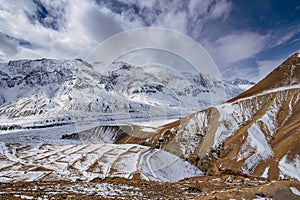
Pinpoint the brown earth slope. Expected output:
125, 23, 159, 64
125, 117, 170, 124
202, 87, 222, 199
137, 52, 300, 181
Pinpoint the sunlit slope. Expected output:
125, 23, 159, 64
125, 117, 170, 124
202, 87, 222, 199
142, 53, 300, 181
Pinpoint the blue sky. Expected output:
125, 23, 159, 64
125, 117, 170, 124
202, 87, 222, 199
0, 0, 299, 81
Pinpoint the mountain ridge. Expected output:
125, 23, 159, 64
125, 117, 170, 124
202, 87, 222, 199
229, 52, 300, 102
128, 53, 300, 181
0, 59, 250, 131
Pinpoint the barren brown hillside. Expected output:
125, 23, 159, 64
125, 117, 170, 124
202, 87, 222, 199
134, 53, 300, 181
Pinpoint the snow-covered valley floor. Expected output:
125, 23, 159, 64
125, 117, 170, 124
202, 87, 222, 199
0, 143, 202, 183
0, 116, 179, 145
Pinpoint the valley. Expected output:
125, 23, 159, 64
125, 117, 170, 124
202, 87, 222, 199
0, 53, 299, 199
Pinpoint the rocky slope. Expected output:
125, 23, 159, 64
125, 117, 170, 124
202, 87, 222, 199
0, 54, 298, 199
137, 52, 300, 181
1, 174, 299, 199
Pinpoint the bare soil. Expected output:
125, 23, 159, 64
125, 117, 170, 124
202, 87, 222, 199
0, 175, 299, 199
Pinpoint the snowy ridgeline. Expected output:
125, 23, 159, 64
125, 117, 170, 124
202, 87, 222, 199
0, 143, 203, 182
0, 59, 252, 131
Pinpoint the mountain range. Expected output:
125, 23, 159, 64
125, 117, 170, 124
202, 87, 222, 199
0, 58, 252, 131
0, 53, 299, 199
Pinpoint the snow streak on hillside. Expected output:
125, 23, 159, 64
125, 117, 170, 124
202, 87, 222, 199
0, 143, 203, 182
147, 53, 300, 181
153, 85, 299, 180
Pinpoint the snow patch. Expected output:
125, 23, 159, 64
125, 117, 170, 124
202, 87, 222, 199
14, 195, 34, 200
177, 115, 205, 158
232, 85, 300, 104
141, 127, 157, 133
260, 166, 270, 178
237, 84, 253, 90
279, 154, 300, 181
0, 144, 203, 182
240, 123, 273, 174
259, 99, 278, 137
141, 148, 203, 182
132, 119, 178, 128
214, 103, 240, 147
290, 187, 300, 196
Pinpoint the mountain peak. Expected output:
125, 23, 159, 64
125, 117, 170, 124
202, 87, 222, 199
229, 78, 255, 85
282, 52, 300, 65
229, 53, 300, 102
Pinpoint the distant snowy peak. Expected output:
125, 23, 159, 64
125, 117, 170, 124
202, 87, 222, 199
103, 62, 246, 108
228, 78, 255, 85
103, 63, 201, 108
0, 59, 100, 106
0, 59, 249, 129
228, 78, 255, 90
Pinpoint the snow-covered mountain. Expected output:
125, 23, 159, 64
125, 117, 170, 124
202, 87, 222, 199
104, 63, 246, 111
0, 59, 247, 131
227, 78, 255, 90
0, 53, 299, 197
134, 52, 300, 181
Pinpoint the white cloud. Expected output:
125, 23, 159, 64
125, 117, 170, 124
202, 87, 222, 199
268, 25, 300, 48
154, 11, 188, 34
0, 0, 282, 84
188, 0, 232, 20
210, 32, 267, 65
0, 0, 236, 62
256, 58, 284, 82
0, 0, 133, 61
188, 0, 211, 17
209, 0, 232, 19
223, 58, 286, 82
0, 33, 18, 60
271, 31, 296, 47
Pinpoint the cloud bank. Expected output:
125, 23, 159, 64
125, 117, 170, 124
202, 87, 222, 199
0, 0, 299, 82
